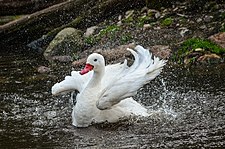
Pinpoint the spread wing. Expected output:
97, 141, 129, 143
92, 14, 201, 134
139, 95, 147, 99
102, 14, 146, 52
51, 70, 92, 95
96, 45, 167, 110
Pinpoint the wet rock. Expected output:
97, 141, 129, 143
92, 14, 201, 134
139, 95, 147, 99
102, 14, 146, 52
37, 66, 51, 73
27, 35, 54, 53
208, 32, 225, 48
84, 26, 98, 37
44, 27, 83, 62
149, 45, 171, 59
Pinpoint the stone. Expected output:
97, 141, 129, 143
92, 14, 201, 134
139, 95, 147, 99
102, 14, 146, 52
37, 66, 51, 73
44, 27, 83, 62
143, 24, 151, 30
149, 45, 171, 59
84, 26, 98, 37
208, 32, 225, 48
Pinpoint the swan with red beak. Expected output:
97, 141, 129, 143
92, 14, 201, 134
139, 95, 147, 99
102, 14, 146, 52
52, 45, 166, 127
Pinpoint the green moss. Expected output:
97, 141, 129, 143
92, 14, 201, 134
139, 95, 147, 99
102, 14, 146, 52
84, 36, 97, 45
181, 38, 225, 54
98, 24, 120, 36
120, 33, 132, 44
174, 38, 225, 63
84, 24, 121, 46
161, 17, 173, 26
137, 15, 150, 27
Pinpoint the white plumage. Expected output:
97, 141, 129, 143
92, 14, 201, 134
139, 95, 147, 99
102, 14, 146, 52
52, 45, 166, 127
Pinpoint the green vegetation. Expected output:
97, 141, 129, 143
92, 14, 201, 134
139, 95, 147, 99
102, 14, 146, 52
122, 10, 156, 27
137, 15, 153, 27
84, 36, 96, 45
84, 24, 121, 45
174, 38, 225, 63
98, 25, 120, 37
180, 38, 225, 54
122, 10, 134, 24
161, 17, 173, 26
84, 24, 133, 46
120, 33, 132, 44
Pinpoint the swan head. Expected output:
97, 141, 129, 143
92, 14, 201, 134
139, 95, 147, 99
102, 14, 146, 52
80, 53, 105, 75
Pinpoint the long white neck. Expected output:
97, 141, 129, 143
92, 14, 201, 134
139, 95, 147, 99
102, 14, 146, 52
87, 66, 105, 89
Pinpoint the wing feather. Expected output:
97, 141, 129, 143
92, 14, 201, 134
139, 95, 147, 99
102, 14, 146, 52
51, 71, 92, 95
96, 45, 167, 110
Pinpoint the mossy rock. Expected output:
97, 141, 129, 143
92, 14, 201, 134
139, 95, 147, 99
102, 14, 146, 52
174, 38, 225, 64
44, 27, 84, 61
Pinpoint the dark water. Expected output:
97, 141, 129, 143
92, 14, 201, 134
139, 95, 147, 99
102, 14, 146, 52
0, 46, 225, 148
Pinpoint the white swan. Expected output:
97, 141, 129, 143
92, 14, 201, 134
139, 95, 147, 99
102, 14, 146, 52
52, 45, 166, 127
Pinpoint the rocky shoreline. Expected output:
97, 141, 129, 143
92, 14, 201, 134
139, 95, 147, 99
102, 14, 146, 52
33, 0, 225, 73
0, 0, 224, 73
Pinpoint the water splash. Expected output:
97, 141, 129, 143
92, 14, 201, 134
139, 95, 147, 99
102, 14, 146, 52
147, 79, 178, 120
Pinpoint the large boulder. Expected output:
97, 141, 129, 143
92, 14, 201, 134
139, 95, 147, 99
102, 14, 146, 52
44, 27, 83, 62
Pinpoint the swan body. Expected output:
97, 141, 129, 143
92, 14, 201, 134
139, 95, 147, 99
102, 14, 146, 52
52, 45, 166, 127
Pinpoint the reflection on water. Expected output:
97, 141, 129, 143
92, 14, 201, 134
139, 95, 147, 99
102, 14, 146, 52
0, 47, 225, 148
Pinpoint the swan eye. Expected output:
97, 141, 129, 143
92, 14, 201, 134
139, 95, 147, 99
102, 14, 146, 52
94, 59, 97, 62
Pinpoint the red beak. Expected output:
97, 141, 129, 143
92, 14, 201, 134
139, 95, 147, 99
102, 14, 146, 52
80, 63, 94, 75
